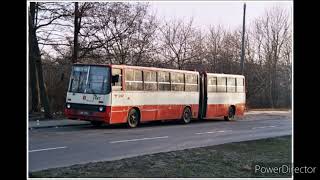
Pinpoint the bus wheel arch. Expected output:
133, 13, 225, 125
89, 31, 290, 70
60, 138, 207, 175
224, 105, 236, 121
181, 106, 192, 124
127, 107, 141, 128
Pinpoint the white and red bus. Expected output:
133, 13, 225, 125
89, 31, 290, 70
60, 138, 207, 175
65, 64, 245, 127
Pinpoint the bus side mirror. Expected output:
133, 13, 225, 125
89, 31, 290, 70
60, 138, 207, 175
112, 75, 120, 83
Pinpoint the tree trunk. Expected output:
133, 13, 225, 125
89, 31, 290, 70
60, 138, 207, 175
29, 2, 40, 112
72, 2, 79, 64
30, 2, 53, 118
34, 35, 52, 118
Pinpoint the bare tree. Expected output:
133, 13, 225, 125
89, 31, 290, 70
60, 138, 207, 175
159, 19, 200, 70
255, 7, 291, 107
29, 2, 40, 112
29, 2, 52, 117
131, 14, 159, 66
31, 3, 292, 111
206, 25, 224, 72
29, 2, 70, 117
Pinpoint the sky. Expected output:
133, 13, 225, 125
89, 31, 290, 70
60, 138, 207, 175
148, 1, 293, 31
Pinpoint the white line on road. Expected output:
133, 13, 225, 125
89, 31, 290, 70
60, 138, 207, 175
110, 136, 169, 144
252, 126, 277, 129
195, 130, 230, 135
29, 146, 67, 153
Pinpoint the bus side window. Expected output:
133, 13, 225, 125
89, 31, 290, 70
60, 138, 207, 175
207, 76, 217, 92
185, 74, 198, 92
217, 77, 227, 92
227, 77, 236, 93
144, 71, 157, 91
171, 72, 184, 91
126, 69, 143, 91
158, 71, 170, 91
236, 78, 244, 92
112, 68, 122, 91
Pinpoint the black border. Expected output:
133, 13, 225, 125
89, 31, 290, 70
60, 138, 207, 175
293, 0, 320, 178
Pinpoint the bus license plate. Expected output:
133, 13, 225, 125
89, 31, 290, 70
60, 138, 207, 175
79, 111, 89, 115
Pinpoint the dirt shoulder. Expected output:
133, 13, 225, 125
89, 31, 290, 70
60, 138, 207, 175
30, 135, 292, 178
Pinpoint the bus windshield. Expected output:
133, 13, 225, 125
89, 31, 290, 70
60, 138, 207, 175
68, 65, 111, 94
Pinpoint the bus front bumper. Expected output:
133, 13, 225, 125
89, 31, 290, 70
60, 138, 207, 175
64, 107, 111, 123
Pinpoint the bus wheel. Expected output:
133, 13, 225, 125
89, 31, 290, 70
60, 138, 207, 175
127, 109, 140, 128
182, 107, 192, 124
224, 106, 235, 121
91, 121, 103, 127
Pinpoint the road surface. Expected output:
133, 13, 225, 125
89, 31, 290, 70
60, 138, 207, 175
28, 111, 292, 172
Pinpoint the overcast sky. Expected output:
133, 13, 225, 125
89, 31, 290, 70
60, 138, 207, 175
149, 1, 293, 30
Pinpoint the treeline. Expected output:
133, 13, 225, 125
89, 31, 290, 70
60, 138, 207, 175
29, 2, 292, 116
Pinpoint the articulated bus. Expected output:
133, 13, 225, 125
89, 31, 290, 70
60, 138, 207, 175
65, 64, 245, 127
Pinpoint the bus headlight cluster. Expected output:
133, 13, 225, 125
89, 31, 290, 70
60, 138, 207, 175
66, 104, 71, 109
99, 106, 104, 112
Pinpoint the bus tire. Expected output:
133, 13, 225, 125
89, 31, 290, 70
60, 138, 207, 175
181, 107, 192, 124
224, 106, 235, 121
127, 108, 140, 128
91, 121, 103, 127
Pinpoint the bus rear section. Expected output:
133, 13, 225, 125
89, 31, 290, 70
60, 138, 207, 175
198, 72, 246, 121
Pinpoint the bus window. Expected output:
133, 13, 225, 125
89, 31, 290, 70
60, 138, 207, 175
185, 74, 198, 91
125, 69, 134, 81
217, 77, 227, 92
126, 69, 143, 91
112, 68, 122, 91
237, 78, 244, 92
207, 76, 217, 92
144, 71, 157, 91
171, 72, 184, 91
158, 71, 170, 91
227, 77, 236, 93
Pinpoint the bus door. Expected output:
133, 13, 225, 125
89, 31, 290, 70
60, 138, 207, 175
198, 72, 208, 119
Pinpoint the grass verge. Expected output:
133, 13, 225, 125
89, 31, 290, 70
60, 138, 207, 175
30, 135, 292, 178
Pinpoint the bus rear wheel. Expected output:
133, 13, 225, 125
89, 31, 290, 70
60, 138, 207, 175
181, 107, 192, 124
127, 109, 140, 128
224, 106, 235, 121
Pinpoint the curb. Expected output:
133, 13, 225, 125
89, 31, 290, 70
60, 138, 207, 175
29, 122, 91, 130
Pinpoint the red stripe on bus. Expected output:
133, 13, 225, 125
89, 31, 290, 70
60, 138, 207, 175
206, 103, 245, 119
110, 104, 199, 124
65, 103, 244, 124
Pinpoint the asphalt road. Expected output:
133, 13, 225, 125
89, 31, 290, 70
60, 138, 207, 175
28, 111, 292, 172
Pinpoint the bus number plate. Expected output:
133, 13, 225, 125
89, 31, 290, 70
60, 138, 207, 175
79, 111, 89, 115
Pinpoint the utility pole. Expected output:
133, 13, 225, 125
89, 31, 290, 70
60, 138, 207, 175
240, 3, 246, 75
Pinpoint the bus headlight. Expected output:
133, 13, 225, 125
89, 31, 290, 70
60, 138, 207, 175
66, 104, 71, 109
99, 106, 104, 112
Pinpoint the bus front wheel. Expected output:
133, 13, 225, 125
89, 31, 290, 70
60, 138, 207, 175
224, 106, 235, 121
181, 107, 192, 124
127, 109, 140, 128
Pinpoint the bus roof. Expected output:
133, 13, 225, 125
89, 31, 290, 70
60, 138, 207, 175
73, 63, 244, 77
111, 64, 200, 74
206, 72, 245, 78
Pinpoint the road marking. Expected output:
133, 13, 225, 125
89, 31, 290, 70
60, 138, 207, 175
29, 146, 67, 153
110, 136, 169, 144
252, 125, 277, 129
195, 130, 230, 135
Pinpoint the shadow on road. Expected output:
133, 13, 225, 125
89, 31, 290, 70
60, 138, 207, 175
90, 117, 226, 130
